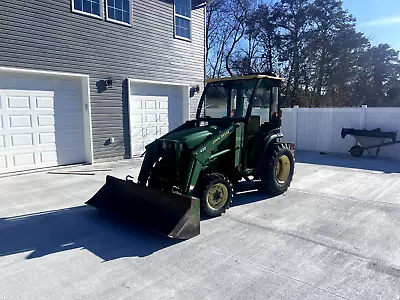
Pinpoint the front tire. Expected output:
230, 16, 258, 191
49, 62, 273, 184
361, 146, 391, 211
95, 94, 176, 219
197, 173, 233, 218
259, 144, 295, 195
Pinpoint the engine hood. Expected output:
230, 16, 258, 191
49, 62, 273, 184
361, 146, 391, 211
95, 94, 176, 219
166, 125, 220, 149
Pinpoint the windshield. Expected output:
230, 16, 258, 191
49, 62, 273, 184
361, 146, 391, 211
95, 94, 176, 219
201, 79, 258, 118
200, 77, 280, 122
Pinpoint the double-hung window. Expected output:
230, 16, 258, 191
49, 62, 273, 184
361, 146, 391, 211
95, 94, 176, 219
72, 0, 102, 18
174, 0, 191, 40
106, 0, 132, 25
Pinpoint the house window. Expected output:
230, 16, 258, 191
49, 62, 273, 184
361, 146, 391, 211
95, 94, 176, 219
106, 0, 132, 25
72, 0, 102, 18
174, 0, 191, 40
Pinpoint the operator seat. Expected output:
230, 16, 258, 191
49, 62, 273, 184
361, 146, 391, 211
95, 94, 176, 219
247, 115, 261, 137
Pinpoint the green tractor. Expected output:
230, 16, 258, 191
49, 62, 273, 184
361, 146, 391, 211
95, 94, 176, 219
86, 73, 295, 239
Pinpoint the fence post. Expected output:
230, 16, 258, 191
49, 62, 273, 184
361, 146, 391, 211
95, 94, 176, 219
360, 105, 367, 129
293, 105, 299, 148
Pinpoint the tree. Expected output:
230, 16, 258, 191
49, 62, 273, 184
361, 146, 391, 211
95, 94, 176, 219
272, 0, 314, 106
362, 44, 400, 106
206, 0, 400, 107
206, 0, 252, 77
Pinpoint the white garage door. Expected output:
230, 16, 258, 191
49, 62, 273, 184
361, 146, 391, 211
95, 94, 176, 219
130, 95, 169, 156
0, 90, 57, 171
0, 72, 87, 173
129, 82, 187, 157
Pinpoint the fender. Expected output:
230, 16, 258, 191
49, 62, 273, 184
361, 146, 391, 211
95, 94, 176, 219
256, 132, 283, 169
264, 133, 283, 148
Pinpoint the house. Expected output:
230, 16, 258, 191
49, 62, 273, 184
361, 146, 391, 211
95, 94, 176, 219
0, 0, 206, 174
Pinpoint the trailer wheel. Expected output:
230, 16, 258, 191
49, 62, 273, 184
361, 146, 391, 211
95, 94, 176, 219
259, 144, 295, 196
350, 145, 364, 157
198, 173, 233, 218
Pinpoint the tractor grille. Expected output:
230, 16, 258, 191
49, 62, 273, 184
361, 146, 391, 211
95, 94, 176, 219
149, 158, 180, 192
149, 139, 191, 192
159, 140, 183, 160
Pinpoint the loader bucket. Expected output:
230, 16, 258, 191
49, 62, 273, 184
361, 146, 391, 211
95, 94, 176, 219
86, 175, 200, 239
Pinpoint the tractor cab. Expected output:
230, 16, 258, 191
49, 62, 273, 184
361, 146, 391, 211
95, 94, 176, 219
197, 73, 283, 123
196, 73, 284, 168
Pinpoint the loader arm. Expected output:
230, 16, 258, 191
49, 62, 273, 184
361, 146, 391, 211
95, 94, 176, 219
183, 123, 242, 194
136, 120, 199, 185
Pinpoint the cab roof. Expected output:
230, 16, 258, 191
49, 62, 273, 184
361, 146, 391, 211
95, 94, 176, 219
205, 74, 285, 84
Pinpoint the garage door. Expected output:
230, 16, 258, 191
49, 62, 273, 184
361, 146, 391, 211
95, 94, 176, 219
129, 82, 186, 157
0, 90, 57, 171
0, 72, 87, 173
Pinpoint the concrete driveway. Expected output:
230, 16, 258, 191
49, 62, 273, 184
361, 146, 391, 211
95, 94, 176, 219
1, 152, 400, 300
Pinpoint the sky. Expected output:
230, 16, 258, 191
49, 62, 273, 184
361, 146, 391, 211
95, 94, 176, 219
342, 0, 400, 50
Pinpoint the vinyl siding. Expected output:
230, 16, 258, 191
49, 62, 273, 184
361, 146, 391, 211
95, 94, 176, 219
0, 0, 205, 161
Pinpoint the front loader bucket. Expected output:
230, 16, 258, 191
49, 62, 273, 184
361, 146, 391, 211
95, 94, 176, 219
86, 175, 200, 239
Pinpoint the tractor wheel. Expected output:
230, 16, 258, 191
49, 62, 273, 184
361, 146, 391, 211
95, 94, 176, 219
259, 144, 295, 196
198, 173, 233, 218
350, 145, 364, 157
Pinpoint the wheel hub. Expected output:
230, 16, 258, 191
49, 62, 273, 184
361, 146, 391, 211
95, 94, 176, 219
207, 183, 228, 210
276, 155, 291, 184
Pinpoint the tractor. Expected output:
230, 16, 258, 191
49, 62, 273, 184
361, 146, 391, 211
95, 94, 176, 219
86, 72, 295, 239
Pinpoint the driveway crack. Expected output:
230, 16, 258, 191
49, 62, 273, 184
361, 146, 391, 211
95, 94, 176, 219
227, 214, 400, 279
212, 247, 350, 300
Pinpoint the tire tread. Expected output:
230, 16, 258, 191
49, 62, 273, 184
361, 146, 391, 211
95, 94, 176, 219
259, 143, 295, 196
197, 173, 233, 217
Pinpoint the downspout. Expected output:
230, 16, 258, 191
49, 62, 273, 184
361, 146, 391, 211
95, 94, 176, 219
204, 2, 207, 81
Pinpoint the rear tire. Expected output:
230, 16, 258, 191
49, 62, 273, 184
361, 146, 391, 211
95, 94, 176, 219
258, 144, 295, 196
197, 173, 233, 218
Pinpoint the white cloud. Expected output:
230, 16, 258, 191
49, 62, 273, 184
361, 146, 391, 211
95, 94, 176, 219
363, 16, 400, 26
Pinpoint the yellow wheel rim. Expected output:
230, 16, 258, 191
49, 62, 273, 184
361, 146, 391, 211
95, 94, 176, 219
276, 155, 291, 184
207, 183, 229, 210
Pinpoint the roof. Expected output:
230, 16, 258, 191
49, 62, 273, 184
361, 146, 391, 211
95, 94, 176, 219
205, 74, 285, 83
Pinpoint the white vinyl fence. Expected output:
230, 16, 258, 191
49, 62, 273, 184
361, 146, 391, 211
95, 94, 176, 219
280, 106, 400, 159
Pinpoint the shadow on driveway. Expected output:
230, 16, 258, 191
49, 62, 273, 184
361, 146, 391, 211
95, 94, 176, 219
231, 182, 274, 207
0, 182, 278, 261
199, 186, 274, 221
0, 206, 180, 261
295, 151, 400, 174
